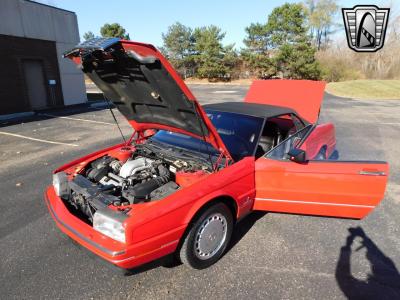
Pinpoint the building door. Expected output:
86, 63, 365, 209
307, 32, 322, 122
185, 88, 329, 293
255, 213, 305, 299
23, 60, 48, 110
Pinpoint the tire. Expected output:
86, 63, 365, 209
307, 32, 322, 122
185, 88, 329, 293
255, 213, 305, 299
178, 203, 233, 269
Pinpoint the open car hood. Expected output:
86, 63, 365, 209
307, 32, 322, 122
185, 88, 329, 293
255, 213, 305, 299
244, 80, 326, 124
64, 38, 231, 160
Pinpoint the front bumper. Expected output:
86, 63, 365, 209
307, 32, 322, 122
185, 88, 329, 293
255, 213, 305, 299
44, 186, 178, 269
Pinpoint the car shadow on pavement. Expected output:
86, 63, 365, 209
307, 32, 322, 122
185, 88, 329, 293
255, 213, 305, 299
119, 211, 267, 276
335, 226, 400, 299
227, 211, 267, 252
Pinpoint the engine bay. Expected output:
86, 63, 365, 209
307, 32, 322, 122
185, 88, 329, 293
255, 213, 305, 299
62, 143, 212, 223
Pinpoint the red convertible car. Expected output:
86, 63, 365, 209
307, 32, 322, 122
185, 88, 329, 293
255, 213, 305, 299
45, 38, 388, 270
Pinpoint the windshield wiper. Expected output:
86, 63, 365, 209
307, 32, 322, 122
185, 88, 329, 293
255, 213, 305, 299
147, 139, 215, 165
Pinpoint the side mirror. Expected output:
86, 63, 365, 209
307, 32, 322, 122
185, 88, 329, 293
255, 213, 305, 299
288, 148, 307, 163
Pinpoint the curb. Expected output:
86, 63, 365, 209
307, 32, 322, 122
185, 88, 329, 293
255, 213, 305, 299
0, 111, 35, 121
0, 100, 111, 123
89, 101, 109, 108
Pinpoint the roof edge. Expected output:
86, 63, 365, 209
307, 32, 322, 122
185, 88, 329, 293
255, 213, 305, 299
25, 0, 76, 15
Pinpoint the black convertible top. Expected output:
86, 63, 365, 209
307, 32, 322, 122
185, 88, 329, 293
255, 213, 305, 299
203, 102, 297, 120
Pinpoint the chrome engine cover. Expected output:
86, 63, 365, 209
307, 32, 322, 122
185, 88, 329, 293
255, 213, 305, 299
118, 157, 153, 178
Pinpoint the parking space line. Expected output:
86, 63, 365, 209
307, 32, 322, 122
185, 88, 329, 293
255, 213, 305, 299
0, 131, 78, 147
39, 113, 115, 125
212, 90, 238, 94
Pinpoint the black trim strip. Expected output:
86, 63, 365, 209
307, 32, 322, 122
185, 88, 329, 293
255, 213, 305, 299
45, 193, 126, 257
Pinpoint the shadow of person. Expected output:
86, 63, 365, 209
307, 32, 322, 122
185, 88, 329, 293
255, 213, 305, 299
336, 226, 400, 299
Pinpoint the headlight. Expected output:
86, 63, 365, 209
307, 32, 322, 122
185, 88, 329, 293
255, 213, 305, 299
93, 209, 126, 243
53, 172, 69, 198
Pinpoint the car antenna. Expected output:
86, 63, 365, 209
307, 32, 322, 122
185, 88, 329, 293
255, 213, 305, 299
103, 94, 127, 144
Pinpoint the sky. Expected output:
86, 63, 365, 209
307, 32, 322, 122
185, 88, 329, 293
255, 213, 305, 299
35, 0, 391, 49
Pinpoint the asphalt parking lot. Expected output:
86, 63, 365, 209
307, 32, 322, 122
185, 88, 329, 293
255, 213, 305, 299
1, 84, 399, 299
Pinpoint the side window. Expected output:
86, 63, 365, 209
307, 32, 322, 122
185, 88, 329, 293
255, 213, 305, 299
265, 125, 313, 160
256, 114, 297, 157
291, 114, 305, 131
300, 123, 338, 161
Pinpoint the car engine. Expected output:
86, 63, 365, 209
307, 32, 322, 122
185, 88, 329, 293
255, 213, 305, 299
84, 154, 177, 205
63, 145, 210, 223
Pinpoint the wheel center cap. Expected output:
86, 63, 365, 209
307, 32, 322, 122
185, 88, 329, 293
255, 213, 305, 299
209, 233, 216, 241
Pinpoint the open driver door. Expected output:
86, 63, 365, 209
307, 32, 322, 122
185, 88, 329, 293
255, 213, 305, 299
253, 126, 388, 219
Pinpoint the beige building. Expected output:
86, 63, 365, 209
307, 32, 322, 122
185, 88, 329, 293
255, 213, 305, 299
0, 0, 86, 115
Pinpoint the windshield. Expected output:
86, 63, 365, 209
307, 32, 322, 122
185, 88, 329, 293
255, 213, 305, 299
149, 110, 264, 161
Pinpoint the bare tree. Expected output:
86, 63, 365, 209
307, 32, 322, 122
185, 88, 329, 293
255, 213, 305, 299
305, 0, 338, 50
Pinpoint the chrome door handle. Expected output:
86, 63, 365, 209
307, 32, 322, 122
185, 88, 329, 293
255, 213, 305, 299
359, 170, 386, 176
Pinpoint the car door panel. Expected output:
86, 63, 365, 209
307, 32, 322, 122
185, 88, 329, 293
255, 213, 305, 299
254, 158, 388, 219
